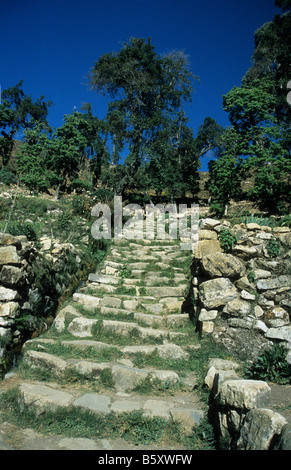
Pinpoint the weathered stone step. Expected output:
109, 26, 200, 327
145, 286, 187, 298
22, 350, 186, 392
18, 381, 205, 432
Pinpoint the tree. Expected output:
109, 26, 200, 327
88, 37, 198, 195
0, 80, 52, 167
208, 2, 291, 214
17, 122, 54, 191
222, 77, 290, 212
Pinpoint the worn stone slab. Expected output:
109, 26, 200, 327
88, 273, 119, 285
171, 408, 204, 434
62, 339, 114, 351
73, 293, 101, 309
102, 320, 137, 335
146, 286, 186, 298
111, 364, 149, 391
134, 312, 164, 327
23, 350, 67, 374
67, 317, 99, 337
73, 393, 111, 414
143, 399, 173, 419
58, 438, 100, 450
101, 296, 122, 308
110, 400, 143, 414
19, 383, 74, 415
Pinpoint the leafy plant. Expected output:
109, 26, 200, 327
244, 344, 291, 384
218, 228, 237, 253
266, 237, 281, 258
6, 221, 38, 242
247, 271, 256, 283
241, 214, 274, 227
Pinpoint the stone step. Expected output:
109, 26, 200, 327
22, 349, 187, 392
88, 273, 120, 285
18, 381, 205, 433
145, 286, 187, 298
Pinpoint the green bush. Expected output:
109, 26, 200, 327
266, 237, 281, 258
244, 344, 291, 384
209, 202, 225, 218
218, 228, 237, 253
0, 168, 17, 185
6, 221, 38, 242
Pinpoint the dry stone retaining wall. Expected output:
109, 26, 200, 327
194, 218, 291, 362
0, 232, 87, 374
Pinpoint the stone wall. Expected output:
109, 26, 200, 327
0, 232, 88, 375
193, 218, 291, 363
203, 358, 291, 450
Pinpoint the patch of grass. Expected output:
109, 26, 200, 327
0, 388, 172, 446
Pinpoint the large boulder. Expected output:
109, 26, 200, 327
201, 252, 246, 279
237, 408, 288, 450
219, 379, 271, 410
199, 278, 237, 309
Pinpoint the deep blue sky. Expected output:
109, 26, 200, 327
1, 0, 279, 170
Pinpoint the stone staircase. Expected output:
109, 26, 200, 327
2, 234, 208, 449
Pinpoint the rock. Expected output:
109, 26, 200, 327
194, 239, 221, 260
273, 424, 291, 450
0, 286, 20, 301
0, 233, 21, 248
256, 275, 291, 292
237, 408, 288, 450
0, 265, 24, 286
232, 245, 258, 258
24, 350, 67, 374
73, 393, 111, 414
265, 325, 291, 342
199, 229, 218, 240
201, 218, 221, 230
156, 343, 189, 360
200, 252, 246, 279
19, 383, 74, 415
58, 438, 100, 451
236, 276, 253, 291
0, 246, 21, 266
146, 286, 186, 298
111, 364, 148, 391
110, 399, 142, 414
73, 293, 101, 309
246, 223, 262, 231
199, 278, 237, 309
88, 273, 119, 285
143, 399, 173, 419
240, 290, 256, 301
67, 317, 100, 337
219, 380, 271, 410
170, 409, 204, 434
223, 298, 252, 317
200, 321, 214, 334
0, 301, 19, 318
198, 308, 218, 321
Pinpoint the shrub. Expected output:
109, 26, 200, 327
244, 344, 291, 384
218, 228, 237, 253
0, 168, 17, 185
266, 237, 281, 258
7, 221, 38, 242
